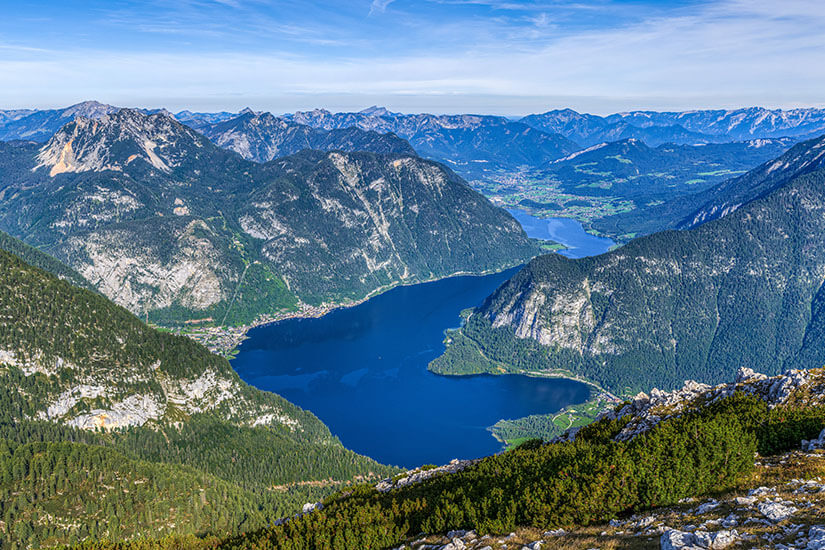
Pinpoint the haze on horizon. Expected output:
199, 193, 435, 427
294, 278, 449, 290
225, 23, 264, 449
1, 0, 823, 116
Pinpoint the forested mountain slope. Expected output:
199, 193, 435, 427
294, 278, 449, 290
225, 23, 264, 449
0, 242, 395, 548
0, 228, 90, 289
433, 136, 825, 394
88, 367, 825, 550
541, 137, 791, 205
595, 134, 825, 237
0, 108, 537, 325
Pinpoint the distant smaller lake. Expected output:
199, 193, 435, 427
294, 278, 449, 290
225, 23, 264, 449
507, 209, 615, 258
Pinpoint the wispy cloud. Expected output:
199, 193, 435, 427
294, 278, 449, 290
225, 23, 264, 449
0, 0, 823, 114
369, 0, 396, 15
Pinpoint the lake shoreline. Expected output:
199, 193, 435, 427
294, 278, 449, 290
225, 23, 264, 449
173, 260, 529, 357
433, 364, 622, 448
173, 208, 618, 356
506, 208, 616, 258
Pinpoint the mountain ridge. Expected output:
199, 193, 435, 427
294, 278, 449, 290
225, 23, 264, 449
201, 111, 416, 163
595, 134, 825, 237
432, 134, 825, 394
0, 100, 118, 142
285, 108, 580, 177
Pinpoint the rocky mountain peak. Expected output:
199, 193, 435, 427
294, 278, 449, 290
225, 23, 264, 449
34, 108, 207, 177
359, 105, 393, 116
62, 100, 118, 119
238, 110, 281, 124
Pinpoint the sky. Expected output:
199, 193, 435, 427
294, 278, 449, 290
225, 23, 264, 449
0, 0, 823, 116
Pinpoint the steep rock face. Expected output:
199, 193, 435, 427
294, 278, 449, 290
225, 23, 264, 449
34, 108, 210, 176
449, 141, 825, 392
0, 109, 536, 323
203, 111, 415, 163
240, 151, 535, 300
64, 220, 230, 312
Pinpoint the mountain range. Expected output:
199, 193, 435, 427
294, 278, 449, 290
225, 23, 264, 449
433, 134, 825, 394
285, 106, 580, 176
0, 103, 581, 180
0, 108, 536, 325
5, 102, 824, 150
521, 106, 825, 146
201, 110, 415, 163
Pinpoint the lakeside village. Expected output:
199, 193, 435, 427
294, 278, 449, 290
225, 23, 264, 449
165, 302, 337, 357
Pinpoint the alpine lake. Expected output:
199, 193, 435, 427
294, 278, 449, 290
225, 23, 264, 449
232, 211, 615, 467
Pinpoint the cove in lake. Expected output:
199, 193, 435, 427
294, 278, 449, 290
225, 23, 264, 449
506, 208, 616, 258
232, 268, 590, 468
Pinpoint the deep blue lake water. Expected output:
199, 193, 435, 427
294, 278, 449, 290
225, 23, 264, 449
232, 268, 590, 467
506, 209, 615, 258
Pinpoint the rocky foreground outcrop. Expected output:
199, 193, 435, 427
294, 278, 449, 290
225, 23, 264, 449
363, 367, 825, 550
555, 367, 825, 444
388, 452, 825, 549
375, 459, 481, 493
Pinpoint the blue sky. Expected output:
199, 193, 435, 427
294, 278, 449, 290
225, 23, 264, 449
0, 0, 823, 115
